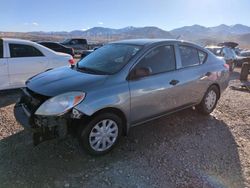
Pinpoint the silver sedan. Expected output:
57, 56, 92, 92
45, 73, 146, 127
15, 39, 230, 155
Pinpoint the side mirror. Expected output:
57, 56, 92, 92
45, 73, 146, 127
130, 67, 152, 80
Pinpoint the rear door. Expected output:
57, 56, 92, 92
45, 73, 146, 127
7, 43, 48, 88
175, 44, 208, 105
0, 39, 10, 90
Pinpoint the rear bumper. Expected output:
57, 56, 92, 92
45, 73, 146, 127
14, 104, 69, 145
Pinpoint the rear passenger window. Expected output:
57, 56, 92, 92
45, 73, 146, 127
0, 39, 3, 58
9, 44, 44, 58
179, 45, 200, 68
198, 50, 207, 64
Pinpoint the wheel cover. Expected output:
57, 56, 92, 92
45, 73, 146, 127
205, 90, 217, 110
89, 119, 118, 152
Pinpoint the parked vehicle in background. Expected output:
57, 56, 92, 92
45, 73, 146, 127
14, 39, 230, 156
61, 38, 88, 54
233, 50, 250, 67
240, 50, 250, 57
0, 38, 73, 90
38, 41, 74, 57
206, 43, 237, 71
80, 47, 99, 59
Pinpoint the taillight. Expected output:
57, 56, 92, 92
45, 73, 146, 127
223, 63, 230, 69
69, 58, 75, 65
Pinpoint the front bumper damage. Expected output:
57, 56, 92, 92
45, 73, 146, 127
14, 95, 85, 146
14, 103, 72, 145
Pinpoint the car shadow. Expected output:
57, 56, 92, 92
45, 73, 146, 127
0, 89, 21, 108
229, 70, 241, 81
0, 109, 245, 188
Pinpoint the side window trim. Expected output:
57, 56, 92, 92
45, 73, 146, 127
0, 39, 3, 58
174, 44, 182, 69
128, 44, 177, 79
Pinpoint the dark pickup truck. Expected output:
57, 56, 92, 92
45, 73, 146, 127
61, 38, 88, 54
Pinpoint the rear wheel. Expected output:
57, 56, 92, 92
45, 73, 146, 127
78, 113, 122, 156
197, 85, 219, 115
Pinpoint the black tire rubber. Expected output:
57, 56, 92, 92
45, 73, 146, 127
240, 62, 250, 81
228, 60, 235, 72
196, 85, 219, 115
77, 113, 122, 156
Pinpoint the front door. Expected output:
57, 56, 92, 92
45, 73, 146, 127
129, 45, 180, 124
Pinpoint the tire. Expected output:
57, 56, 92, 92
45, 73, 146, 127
240, 62, 250, 81
197, 85, 219, 115
78, 113, 122, 156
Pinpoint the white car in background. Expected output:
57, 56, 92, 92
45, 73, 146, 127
0, 38, 74, 90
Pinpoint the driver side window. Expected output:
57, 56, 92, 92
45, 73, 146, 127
135, 45, 176, 75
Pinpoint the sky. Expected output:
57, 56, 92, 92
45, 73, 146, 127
1, 0, 250, 32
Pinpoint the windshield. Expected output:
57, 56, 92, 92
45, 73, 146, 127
61, 39, 71, 44
77, 44, 141, 74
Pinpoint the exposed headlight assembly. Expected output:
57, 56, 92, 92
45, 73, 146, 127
35, 92, 85, 116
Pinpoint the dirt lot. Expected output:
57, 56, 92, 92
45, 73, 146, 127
0, 69, 249, 188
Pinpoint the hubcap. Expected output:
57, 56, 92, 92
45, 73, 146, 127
89, 119, 118, 152
205, 90, 217, 110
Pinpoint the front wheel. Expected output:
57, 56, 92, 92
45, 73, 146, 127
196, 85, 219, 115
78, 113, 122, 156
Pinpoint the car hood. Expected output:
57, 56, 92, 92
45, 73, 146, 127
26, 66, 108, 97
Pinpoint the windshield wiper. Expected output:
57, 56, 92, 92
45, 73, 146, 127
76, 65, 108, 75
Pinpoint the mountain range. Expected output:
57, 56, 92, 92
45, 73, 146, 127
27, 26, 173, 40
1, 24, 250, 47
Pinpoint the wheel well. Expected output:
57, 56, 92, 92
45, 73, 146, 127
91, 107, 128, 135
210, 83, 221, 98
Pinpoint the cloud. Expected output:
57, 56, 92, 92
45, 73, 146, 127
98, 22, 104, 25
81, 27, 90, 31
23, 22, 39, 26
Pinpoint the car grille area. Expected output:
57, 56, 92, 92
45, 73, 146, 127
19, 88, 49, 114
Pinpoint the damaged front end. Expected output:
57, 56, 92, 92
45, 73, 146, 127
14, 88, 85, 145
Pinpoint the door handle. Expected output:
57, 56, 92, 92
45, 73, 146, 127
169, 79, 179, 86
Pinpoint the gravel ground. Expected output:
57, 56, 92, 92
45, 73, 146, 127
0, 69, 249, 188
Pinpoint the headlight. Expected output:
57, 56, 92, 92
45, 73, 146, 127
35, 92, 85, 116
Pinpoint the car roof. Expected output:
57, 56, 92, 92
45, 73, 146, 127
66, 38, 86, 40
1, 37, 33, 43
205, 45, 222, 49
111, 39, 186, 46
38, 41, 60, 44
